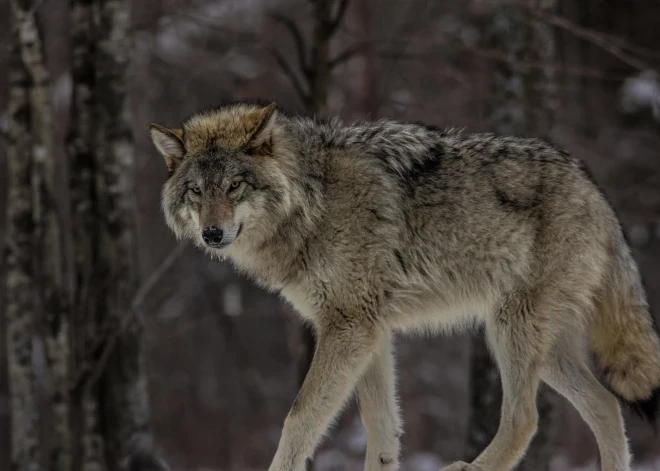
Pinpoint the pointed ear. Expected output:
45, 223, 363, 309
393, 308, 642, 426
148, 123, 185, 174
244, 102, 278, 155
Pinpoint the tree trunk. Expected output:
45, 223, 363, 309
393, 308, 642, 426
6, 1, 71, 470
68, 0, 150, 469
349, 0, 378, 119
5, 9, 42, 470
94, 1, 149, 465
307, 0, 333, 117
520, 0, 558, 138
68, 1, 107, 469
466, 2, 559, 469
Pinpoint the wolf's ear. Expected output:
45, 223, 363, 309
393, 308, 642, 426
148, 123, 185, 174
244, 102, 278, 155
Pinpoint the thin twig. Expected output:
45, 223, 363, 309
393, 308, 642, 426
269, 13, 309, 76
539, 14, 652, 71
131, 242, 188, 311
513, 2, 657, 72
71, 242, 189, 393
328, 0, 350, 35
530, 6, 660, 60
27, 0, 47, 16
328, 43, 369, 69
266, 46, 310, 103
380, 42, 629, 82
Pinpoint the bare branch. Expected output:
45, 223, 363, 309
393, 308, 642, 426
269, 13, 309, 75
515, 2, 656, 72
130, 242, 188, 311
71, 242, 188, 394
328, 0, 350, 35
539, 14, 651, 71
380, 41, 630, 82
520, 4, 660, 60
458, 41, 629, 81
266, 46, 311, 104
329, 43, 369, 69
27, 0, 47, 16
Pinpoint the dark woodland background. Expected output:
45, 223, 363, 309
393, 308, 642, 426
1, 0, 660, 470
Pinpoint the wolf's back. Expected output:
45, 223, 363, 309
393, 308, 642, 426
589, 228, 660, 422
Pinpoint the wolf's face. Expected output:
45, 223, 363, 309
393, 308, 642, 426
149, 102, 292, 253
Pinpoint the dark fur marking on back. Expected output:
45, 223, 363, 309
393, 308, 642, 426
393, 249, 408, 275
494, 188, 540, 212
369, 208, 389, 222
404, 143, 444, 183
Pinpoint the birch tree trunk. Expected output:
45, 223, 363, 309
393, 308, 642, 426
68, 0, 149, 469
6, 1, 71, 470
68, 1, 107, 469
467, 1, 559, 468
94, 1, 149, 464
6, 7, 41, 469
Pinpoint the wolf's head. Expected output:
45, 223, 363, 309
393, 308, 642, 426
149, 102, 295, 254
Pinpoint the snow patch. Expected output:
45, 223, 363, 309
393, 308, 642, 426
620, 71, 660, 121
52, 73, 72, 113
405, 452, 445, 471
223, 283, 243, 317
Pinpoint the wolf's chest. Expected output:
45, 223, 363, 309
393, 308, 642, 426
280, 284, 322, 323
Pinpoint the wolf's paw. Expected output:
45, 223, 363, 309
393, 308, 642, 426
440, 461, 485, 471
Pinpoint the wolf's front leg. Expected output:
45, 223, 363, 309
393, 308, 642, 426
268, 315, 382, 471
356, 333, 402, 471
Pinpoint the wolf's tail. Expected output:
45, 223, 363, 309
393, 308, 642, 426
589, 232, 660, 423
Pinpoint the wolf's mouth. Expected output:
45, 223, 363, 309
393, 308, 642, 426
214, 224, 242, 249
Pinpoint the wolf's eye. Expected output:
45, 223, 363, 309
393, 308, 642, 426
191, 186, 201, 195
228, 181, 242, 192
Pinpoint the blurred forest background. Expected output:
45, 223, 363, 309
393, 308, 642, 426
1, 0, 660, 470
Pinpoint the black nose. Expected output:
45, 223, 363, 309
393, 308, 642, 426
202, 226, 224, 246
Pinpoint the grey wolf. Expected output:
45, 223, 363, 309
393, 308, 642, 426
148, 101, 660, 471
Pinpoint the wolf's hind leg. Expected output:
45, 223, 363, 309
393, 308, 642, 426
443, 291, 555, 471
541, 335, 630, 471
356, 333, 402, 471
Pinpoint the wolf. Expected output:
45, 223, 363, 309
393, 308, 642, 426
148, 100, 660, 471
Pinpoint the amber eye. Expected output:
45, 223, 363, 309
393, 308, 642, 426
191, 186, 201, 194
229, 181, 241, 191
